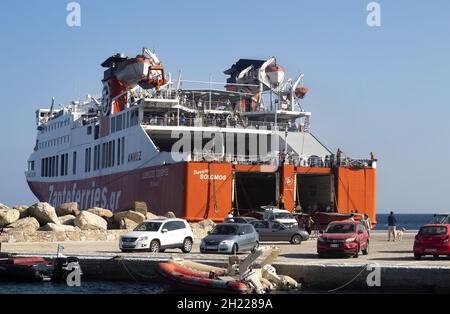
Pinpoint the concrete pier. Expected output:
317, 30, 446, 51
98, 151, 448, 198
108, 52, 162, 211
3, 232, 450, 292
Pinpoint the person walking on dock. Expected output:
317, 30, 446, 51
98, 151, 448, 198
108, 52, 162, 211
388, 211, 397, 241
305, 216, 314, 235
361, 214, 372, 237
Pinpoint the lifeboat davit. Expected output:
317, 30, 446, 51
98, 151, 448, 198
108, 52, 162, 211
156, 262, 249, 294
265, 63, 285, 87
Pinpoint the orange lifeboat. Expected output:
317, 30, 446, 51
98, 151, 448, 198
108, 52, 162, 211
156, 262, 249, 294
265, 63, 285, 86
294, 86, 309, 99
115, 56, 166, 89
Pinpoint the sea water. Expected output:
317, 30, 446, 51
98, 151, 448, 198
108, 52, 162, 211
375, 213, 436, 230
0, 281, 169, 294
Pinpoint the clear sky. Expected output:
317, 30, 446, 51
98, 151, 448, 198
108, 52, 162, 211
0, 0, 449, 213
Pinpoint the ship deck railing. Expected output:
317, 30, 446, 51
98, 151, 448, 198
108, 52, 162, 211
141, 115, 303, 132
188, 152, 374, 169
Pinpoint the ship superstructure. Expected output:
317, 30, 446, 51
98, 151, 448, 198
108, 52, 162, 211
26, 48, 376, 223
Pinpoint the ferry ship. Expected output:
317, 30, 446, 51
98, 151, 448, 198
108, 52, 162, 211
25, 48, 377, 223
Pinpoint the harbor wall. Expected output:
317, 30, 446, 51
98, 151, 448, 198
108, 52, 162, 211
17, 254, 450, 292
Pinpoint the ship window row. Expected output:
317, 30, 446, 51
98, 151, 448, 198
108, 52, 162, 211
41, 138, 126, 177
92, 137, 125, 171
41, 153, 70, 177
110, 109, 139, 133
37, 135, 70, 150
41, 118, 71, 133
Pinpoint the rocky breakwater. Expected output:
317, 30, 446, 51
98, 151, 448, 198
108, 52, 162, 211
0, 201, 216, 243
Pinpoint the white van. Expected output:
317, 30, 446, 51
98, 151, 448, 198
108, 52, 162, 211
261, 206, 298, 228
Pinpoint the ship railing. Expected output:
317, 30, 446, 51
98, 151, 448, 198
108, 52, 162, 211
190, 152, 279, 165
187, 152, 374, 168
141, 115, 302, 132
337, 157, 375, 169
287, 155, 375, 168
143, 89, 178, 100
73, 116, 98, 128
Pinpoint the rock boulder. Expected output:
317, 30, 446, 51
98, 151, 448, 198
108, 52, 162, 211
59, 215, 76, 226
164, 211, 176, 219
113, 211, 145, 224
7, 217, 40, 233
74, 211, 107, 230
13, 205, 30, 218
0, 209, 20, 226
146, 212, 159, 220
87, 207, 113, 219
0, 203, 9, 210
120, 218, 139, 230
56, 202, 79, 216
28, 202, 60, 226
131, 201, 148, 216
198, 219, 216, 229
39, 223, 76, 232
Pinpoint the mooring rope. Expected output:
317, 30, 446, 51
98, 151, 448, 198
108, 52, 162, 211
114, 256, 158, 282
327, 264, 368, 293
113, 256, 139, 282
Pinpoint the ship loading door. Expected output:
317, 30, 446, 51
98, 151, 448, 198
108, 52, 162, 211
233, 172, 278, 212
296, 174, 336, 213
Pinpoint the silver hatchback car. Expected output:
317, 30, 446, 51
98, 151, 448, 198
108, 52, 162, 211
200, 223, 259, 254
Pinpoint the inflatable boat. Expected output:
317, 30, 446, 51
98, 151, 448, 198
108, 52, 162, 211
156, 246, 300, 294
157, 262, 250, 294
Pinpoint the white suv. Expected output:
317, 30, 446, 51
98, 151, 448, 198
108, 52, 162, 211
119, 218, 194, 253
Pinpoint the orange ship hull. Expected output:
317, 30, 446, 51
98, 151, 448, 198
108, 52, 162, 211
28, 161, 376, 225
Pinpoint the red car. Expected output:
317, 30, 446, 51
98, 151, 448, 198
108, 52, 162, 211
413, 224, 450, 259
317, 221, 369, 258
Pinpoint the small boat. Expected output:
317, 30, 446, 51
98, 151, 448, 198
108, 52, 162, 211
0, 256, 53, 282
157, 262, 249, 294
0, 254, 82, 283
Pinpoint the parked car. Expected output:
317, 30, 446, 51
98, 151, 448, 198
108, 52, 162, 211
317, 221, 369, 258
429, 214, 450, 224
223, 216, 258, 224
119, 218, 194, 253
413, 224, 450, 259
200, 223, 259, 254
251, 220, 309, 244
261, 206, 298, 228
240, 211, 264, 220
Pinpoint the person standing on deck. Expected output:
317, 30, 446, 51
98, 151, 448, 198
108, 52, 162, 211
278, 194, 285, 209
388, 211, 397, 241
